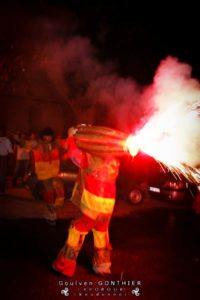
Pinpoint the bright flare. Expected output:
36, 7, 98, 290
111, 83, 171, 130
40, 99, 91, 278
125, 135, 140, 157
126, 103, 200, 184
127, 103, 199, 166
125, 56, 200, 184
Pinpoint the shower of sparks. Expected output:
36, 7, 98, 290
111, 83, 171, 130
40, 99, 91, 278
126, 104, 200, 185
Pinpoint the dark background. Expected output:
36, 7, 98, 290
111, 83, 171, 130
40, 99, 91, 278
0, 0, 199, 134
1, 0, 199, 83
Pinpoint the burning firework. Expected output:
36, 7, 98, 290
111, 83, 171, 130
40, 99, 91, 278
125, 102, 200, 185
126, 57, 200, 185
73, 119, 200, 185
73, 57, 200, 185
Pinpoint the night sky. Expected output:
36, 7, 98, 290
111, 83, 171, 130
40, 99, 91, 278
1, 0, 200, 84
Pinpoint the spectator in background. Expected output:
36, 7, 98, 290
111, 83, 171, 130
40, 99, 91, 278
12, 132, 30, 187
27, 132, 38, 150
31, 127, 64, 225
0, 128, 13, 195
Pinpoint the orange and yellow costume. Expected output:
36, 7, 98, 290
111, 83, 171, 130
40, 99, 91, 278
52, 137, 120, 276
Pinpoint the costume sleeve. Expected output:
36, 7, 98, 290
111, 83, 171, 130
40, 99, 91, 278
67, 137, 87, 169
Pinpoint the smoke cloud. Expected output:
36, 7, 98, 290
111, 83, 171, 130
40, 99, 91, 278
1, 6, 200, 168
140, 56, 200, 167
2, 9, 146, 132
31, 29, 145, 132
31, 20, 200, 166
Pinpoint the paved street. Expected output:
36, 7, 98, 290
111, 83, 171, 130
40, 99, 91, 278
0, 187, 200, 300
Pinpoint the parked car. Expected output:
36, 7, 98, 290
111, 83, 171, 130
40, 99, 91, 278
117, 151, 198, 207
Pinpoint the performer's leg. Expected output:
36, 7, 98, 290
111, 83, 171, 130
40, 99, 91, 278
41, 179, 57, 224
52, 177, 65, 207
52, 214, 95, 277
92, 214, 112, 276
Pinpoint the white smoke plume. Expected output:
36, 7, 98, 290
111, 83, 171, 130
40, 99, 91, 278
139, 56, 200, 167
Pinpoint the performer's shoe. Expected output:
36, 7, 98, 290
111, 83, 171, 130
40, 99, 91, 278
52, 258, 76, 277
93, 263, 112, 277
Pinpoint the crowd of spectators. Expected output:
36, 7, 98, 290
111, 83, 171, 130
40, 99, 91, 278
0, 126, 77, 224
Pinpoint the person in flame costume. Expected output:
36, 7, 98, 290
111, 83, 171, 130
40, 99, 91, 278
52, 125, 126, 277
31, 127, 64, 223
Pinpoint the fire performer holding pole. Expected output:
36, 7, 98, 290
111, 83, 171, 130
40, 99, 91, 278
52, 125, 139, 277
